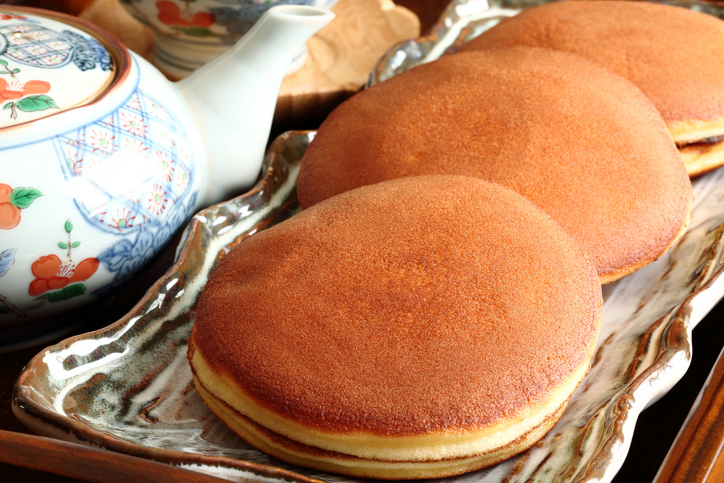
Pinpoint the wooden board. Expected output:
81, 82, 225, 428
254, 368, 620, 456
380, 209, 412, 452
0, 430, 231, 483
77, 0, 420, 126
653, 343, 724, 483
274, 0, 419, 124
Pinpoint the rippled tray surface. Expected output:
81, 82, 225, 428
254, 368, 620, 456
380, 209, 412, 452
12, 130, 724, 483
13, 1, 724, 482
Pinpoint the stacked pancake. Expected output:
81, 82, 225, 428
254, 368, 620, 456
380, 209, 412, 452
458, 0, 724, 177
298, 47, 692, 284
189, 3, 703, 478
189, 175, 604, 479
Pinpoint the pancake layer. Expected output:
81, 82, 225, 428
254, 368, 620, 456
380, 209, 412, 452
458, 0, 724, 176
190, 175, 603, 478
189, 360, 570, 479
297, 47, 692, 284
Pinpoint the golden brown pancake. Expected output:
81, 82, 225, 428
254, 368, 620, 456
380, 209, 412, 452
297, 47, 692, 284
189, 175, 603, 479
458, 0, 724, 177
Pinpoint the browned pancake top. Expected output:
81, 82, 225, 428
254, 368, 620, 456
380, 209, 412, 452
192, 175, 603, 436
296, 47, 691, 280
459, 0, 724, 123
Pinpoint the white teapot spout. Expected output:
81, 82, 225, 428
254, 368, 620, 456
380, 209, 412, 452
175, 6, 334, 206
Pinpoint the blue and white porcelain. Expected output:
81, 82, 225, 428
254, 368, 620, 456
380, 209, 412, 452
121, 0, 338, 78
0, 5, 333, 340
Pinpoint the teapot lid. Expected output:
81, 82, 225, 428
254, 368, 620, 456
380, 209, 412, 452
0, 7, 129, 129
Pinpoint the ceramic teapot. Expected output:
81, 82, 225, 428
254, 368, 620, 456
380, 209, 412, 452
0, 5, 333, 341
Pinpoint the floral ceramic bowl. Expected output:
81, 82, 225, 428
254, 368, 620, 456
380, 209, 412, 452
122, 0, 338, 78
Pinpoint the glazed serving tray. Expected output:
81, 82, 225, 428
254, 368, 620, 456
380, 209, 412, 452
12, 0, 724, 482
11, 128, 724, 483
